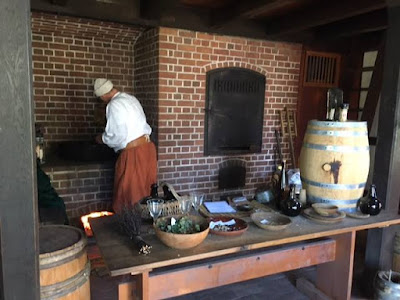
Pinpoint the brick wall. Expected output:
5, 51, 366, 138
32, 13, 302, 218
32, 12, 145, 220
31, 12, 145, 147
42, 163, 114, 222
134, 28, 160, 145
156, 28, 302, 199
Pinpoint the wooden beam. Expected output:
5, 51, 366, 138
364, 0, 400, 296
30, 0, 155, 26
0, 0, 40, 298
147, 239, 336, 299
361, 38, 385, 132
209, 0, 299, 29
316, 9, 388, 40
265, 0, 386, 38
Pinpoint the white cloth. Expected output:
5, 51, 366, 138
102, 92, 152, 152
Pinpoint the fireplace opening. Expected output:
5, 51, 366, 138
56, 141, 116, 162
218, 159, 246, 189
81, 211, 114, 237
205, 67, 266, 156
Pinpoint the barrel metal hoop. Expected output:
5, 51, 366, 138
40, 261, 90, 300
309, 120, 367, 128
39, 246, 87, 270
307, 195, 360, 205
303, 143, 370, 152
301, 176, 366, 190
306, 129, 368, 137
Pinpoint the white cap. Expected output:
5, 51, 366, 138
94, 78, 113, 97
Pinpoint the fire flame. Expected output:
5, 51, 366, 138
81, 211, 114, 236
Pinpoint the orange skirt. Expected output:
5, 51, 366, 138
112, 142, 157, 213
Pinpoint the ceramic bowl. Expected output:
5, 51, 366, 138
311, 203, 339, 217
154, 215, 209, 249
208, 216, 248, 236
251, 211, 291, 231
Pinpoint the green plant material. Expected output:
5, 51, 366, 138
158, 217, 202, 234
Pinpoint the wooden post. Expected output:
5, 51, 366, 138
135, 271, 150, 300
364, 1, 400, 296
316, 231, 356, 300
0, 0, 39, 299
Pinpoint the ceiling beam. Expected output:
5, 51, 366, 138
31, 0, 158, 26
264, 0, 386, 38
210, 0, 298, 29
316, 9, 388, 40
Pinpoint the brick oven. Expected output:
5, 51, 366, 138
32, 12, 301, 223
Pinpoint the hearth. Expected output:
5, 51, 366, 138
56, 141, 116, 162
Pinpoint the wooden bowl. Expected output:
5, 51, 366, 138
251, 212, 291, 231
312, 203, 339, 217
208, 217, 248, 237
154, 215, 209, 249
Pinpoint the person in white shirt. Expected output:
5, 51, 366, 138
94, 78, 157, 213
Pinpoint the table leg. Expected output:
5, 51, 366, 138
316, 231, 356, 300
118, 281, 135, 300
135, 271, 150, 300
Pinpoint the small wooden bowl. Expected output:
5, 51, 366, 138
154, 215, 209, 249
251, 212, 291, 231
311, 203, 339, 217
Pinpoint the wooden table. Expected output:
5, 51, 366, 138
90, 211, 400, 300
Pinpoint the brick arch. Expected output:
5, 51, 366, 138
202, 61, 268, 77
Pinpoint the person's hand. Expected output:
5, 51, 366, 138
95, 134, 103, 144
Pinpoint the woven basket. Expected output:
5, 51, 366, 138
139, 200, 181, 219
139, 182, 186, 219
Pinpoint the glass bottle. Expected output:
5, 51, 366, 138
359, 184, 382, 215
150, 183, 158, 198
281, 184, 302, 217
163, 184, 176, 201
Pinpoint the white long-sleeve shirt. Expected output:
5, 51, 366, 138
102, 92, 152, 152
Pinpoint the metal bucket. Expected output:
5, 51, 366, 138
374, 271, 400, 300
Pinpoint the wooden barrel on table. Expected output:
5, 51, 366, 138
39, 225, 90, 300
299, 120, 370, 211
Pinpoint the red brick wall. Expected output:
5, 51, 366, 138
42, 163, 114, 221
156, 28, 302, 199
32, 12, 145, 220
31, 12, 145, 146
32, 13, 302, 218
134, 28, 160, 144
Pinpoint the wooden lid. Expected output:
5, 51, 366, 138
39, 225, 84, 254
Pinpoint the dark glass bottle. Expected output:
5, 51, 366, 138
163, 184, 176, 201
359, 184, 382, 215
140, 183, 159, 204
281, 184, 302, 217
150, 183, 158, 198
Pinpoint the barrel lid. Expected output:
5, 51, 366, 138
39, 225, 84, 254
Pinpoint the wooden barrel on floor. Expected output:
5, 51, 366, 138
299, 120, 370, 211
39, 225, 90, 300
